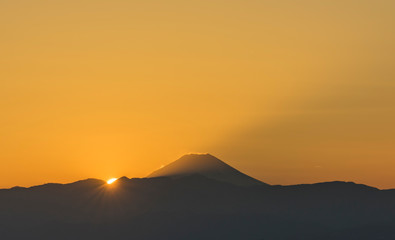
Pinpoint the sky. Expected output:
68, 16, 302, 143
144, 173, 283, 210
1, 0, 394, 189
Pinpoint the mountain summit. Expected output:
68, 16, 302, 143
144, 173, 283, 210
147, 154, 264, 186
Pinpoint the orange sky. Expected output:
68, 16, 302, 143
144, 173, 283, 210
1, 0, 395, 189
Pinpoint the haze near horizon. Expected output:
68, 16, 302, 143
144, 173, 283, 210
1, 0, 395, 188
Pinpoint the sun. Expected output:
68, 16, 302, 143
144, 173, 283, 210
107, 178, 118, 184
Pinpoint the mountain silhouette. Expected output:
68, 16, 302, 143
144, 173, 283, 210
147, 153, 264, 186
1, 154, 395, 240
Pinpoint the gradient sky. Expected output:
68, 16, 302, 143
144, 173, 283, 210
1, 0, 394, 189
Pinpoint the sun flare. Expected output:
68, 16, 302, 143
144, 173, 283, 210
107, 178, 118, 184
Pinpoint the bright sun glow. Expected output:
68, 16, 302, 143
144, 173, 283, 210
107, 178, 118, 184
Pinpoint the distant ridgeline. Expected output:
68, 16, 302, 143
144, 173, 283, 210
1, 154, 395, 240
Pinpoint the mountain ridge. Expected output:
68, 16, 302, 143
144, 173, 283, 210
1, 152, 393, 190
1, 154, 395, 240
